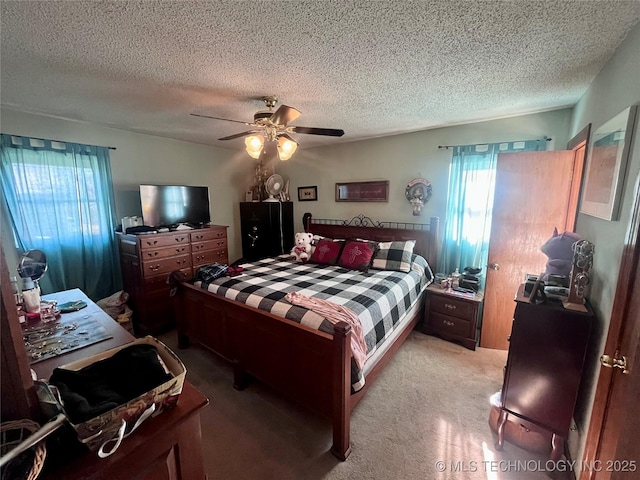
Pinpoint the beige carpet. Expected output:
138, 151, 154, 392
159, 330, 572, 480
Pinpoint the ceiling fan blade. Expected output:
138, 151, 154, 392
291, 126, 345, 137
218, 130, 260, 141
280, 133, 298, 144
270, 105, 301, 126
191, 113, 253, 126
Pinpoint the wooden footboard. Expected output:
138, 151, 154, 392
174, 281, 423, 460
174, 282, 354, 459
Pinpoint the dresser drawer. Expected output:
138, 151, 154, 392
139, 234, 190, 250
192, 248, 228, 268
430, 311, 472, 338
142, 254, 191, 277
430, 295, 475, 320
192, 238, 227, 252
140, 244, 190, 260
191, 228, 227, 242
144, 267, 192, 293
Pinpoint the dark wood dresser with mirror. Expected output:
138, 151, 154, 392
495, 284, 593, 460
118, 225, 228, 335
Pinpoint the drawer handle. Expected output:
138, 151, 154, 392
196, 245, 203, 250
218, 251, 226, 257
195, 235, 203, 240
177, 259, 186, 265
444, 303, 457, 310
216, 232, 224, 237
149, 265, 160, 272
217, 241, 224, 246
195, 255, 202, 261
176, 247, 185, 253
443, 320, 455, 327
147, 252, 158, 257
146, 240, 158, 246
175, 237, 185, 242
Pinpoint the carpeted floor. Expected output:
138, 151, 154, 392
159, 330, 573, 480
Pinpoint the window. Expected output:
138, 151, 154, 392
1, 135, 121, 300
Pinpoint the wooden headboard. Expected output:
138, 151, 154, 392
305, 214, 440, 270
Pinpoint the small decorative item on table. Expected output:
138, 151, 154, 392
39, 301, 60, 323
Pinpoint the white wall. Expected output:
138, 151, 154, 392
277, 109, 572, 243
568, 22, 640, 464
0, 108, 248, 261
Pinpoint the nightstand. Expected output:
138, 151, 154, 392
421, 284, 484, 350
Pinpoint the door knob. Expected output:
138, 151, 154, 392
600, 354, 629, 374
487, 263, 501, 271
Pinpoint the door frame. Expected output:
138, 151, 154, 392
579, 143, 640, 479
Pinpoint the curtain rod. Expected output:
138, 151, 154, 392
4, 133, 116, 150
437, 137, 552, 150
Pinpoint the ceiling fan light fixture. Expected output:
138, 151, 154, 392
277, 136, 298, 161
245, 135, 264, 159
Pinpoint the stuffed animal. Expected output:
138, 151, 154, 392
290, 232, 314, 262
540, 228, 582, 280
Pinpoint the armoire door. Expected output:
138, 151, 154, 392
480, 150, 576, 350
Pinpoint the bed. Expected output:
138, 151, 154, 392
172, 214, 439, 460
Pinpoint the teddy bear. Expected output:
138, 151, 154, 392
540, 228, 582, 281
290, 232, 314, 262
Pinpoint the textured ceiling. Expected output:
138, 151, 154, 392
1, 1, 639, 149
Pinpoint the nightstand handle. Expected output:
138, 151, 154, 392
443, 320, 455, 327
444, 303, 457, 310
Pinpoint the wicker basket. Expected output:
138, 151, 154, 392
0, 420, 46, 480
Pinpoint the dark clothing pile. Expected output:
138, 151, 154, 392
49, 344, 173, 424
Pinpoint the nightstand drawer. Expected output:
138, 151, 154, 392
430, 311, 472, 338
430, 295, 475, 320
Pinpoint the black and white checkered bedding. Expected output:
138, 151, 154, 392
195, 254, 433, 391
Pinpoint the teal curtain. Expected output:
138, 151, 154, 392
440, 140, 546, 278
1, 134, 121, 300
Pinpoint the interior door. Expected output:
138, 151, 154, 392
480, 150, 576, 350
580, 173, 640, 480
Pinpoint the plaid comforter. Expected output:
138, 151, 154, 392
195, 254, 433, 391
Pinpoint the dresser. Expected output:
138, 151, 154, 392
421, 284, 484, 350
495, 285, 593, 460
240, 202, 293, 261
118, 225, 228, 335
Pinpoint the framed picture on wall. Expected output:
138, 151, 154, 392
580, 105, 637, 221
298, 186, 318, 201
335, 180, 389, 202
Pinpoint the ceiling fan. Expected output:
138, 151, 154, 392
191, 96, 344, 160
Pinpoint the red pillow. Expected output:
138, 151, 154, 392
338, 240, 377, 272
310, 239, 344, 265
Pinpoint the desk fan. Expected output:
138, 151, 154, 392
264, 174, 284, 202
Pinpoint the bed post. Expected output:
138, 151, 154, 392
330, 321, 352, 461
429, 216, 440, 270
172, 285, 190, 349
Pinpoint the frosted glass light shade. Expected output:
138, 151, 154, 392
245, 135, 264, 159
277, 137, 298, 161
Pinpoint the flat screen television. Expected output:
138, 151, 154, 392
140, 184, 210, 227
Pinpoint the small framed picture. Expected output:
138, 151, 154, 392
245, 190, 254, 202
298, 186, 318, 202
